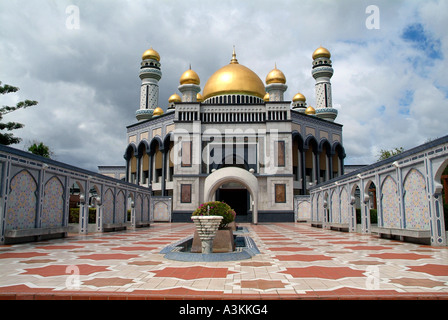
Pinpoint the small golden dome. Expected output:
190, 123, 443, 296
263, 92, 270, 101
202, 49, 266, 100
196, 93, 203, 102
312, 46, 331, 60
180, 67, 200, 85
266, 65, 286, 85
153, 107, 164, 116
292, 92, 306, 102
305, 106, 316, 115
142, 47, 160, 61
168, 93, 181, 103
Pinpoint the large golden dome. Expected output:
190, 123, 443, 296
142, 47, 160, 61
202, 49, 266, 100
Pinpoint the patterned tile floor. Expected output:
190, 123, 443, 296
0, 222, 447, 300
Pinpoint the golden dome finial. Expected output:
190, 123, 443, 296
180, 65, 200, 85
168, 93, 181, 103
292, 92, 306, 102
266, 63, 286, 85
142, 47, 160, 61
312, 46, 331, 60
153, 107, 164, 116
305, 106, 316, 115
230, 46, 238, 64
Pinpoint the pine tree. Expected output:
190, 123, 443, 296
0, 81, 38, 145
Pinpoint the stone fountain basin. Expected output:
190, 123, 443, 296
160, 233, 259, 262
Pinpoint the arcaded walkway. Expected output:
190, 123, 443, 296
0, 223, 447, 300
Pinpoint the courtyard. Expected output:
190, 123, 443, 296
0, 222, 447, 300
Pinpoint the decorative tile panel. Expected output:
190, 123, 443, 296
41, 177, 64, 228
103, 189, 114, 224
6, 170, 37, 230
403, 169, 429, 230
340, 187, 349, 224
331, 190, 339, 223
381, 176, 400, 228
116, 191, 126, 223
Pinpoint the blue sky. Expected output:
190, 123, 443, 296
0, 0, 447, 170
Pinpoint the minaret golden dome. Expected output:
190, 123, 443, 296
263, 92, 270, 101
142, 47, 160, 61
202, 48, 266, 100
196, 93, 203, 102
168, 93, 181, 103
292, 92, 306, 102
180, 66, 200, 85
265, 64, 286, 85
312, 46, 331, 60
305, 106, 316, 115
153, 107, 164, 116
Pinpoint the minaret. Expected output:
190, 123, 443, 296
136, 47, 162, 121
178, 65, 201, 102
291, 92, 307, 112
265, 63, 287, 101
311, 46, 338, 122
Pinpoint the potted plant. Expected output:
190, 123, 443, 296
191, 201, 236, 253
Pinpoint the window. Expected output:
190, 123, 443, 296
275, 184, 286, 203
181, 141, 192, 167
181, 184, 192, 203
275, 141, 285, 167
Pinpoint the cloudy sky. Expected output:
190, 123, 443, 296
1, 0, 447, 171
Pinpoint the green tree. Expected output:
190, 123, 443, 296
377, 147, 404, 161
28, 141, 52, 158
0, 81, 38, 145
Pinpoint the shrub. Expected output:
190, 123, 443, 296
192, 201, 236, 229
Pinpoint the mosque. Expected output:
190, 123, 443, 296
102, 46, 346, 224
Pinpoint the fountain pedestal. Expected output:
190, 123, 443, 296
191, 216, 223, 254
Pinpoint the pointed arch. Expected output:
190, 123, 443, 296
149, 136, 163, 155
304, 135, 318, 151
124, 143, 138, 160
331, 189, 339, 223
381, 175, 400, 228
42, 176, 65, 228
116, 190, 126, 223
137, 140, 150, 157
340, 186, 350, 224
103, 188, 114, 224
403, 169, 429, 230
6, 169, 38, 230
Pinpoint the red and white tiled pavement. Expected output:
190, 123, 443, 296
0, 223, 447, 300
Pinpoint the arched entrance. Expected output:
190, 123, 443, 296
203, 167, 258, 224
215, 182, 249, 222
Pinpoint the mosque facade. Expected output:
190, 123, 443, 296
120, 46, 346, 223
